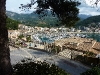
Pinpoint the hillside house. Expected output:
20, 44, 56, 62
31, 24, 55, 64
8, 30, 20, 40
55, 37, 100, 55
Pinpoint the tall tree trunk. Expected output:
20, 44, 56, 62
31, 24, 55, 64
0, 0, 13, 75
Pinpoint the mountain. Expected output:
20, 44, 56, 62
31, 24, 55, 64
6, 11, 91, 27
78, 14, 91, 20
75, 15, 100, 27
6, 11, 59, 27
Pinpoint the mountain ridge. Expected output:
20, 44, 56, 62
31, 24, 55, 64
6, 11, 91, 27
75, 15, 100, 27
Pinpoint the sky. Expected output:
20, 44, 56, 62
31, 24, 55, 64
6, 0, 100, 16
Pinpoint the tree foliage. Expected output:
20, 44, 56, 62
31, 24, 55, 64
26, 35, 31, 42
6, 18, 20, 30
81, 67, 100, 75
20, 0, 81, 27
13, 60, 69, 75
18, 34, 24, 39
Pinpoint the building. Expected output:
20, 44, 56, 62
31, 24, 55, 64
8, 30, 20, 40
55, 37, 100, 55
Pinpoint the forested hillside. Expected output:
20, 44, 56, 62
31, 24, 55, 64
6, 11, 91, 27
75, 15, 100, 27
6, 18, 20, 30
7, 13, 100, 32
6, 11, 59, 27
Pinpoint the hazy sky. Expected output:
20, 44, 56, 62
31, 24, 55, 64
6, 0, 100, 15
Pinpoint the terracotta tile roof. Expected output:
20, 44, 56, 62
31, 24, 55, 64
92, 42, 100, 50
76, 42, 92, 52
89, 42, 100, 54
55, 37, 100, 54
8, 30, 15, 33
55, 37, 93, 48
90, 48, 100, 54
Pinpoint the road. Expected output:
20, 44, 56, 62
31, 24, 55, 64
10, 48, 90, 75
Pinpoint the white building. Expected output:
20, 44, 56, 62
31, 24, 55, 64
8, 30, 20, 39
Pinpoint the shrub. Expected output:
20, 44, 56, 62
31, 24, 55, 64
12, 59, 69, 75
81, 67, 100, 75
51, 46, 61, 54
